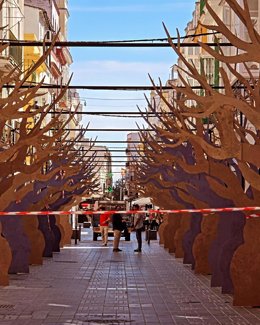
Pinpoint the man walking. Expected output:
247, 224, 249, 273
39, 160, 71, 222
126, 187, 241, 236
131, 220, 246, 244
132, 204, 144, 253
112, 206, 124, 252
99, 206, 111, 246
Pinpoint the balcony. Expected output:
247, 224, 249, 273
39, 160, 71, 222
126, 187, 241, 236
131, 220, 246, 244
56, 47, 73, 66
9, 31, 22, 67
0, 32, 22, 73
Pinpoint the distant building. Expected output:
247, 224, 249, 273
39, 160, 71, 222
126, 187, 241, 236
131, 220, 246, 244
125, 132, 143, 201
79, 139, 113, 197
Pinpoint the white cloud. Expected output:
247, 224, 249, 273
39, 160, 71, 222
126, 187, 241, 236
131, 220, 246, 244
71, 60, 172, 85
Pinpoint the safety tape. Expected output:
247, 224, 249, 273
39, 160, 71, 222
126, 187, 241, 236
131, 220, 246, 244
0, 206, 260, 216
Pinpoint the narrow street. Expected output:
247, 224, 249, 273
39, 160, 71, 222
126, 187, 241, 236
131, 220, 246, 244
0, 229, 259, 325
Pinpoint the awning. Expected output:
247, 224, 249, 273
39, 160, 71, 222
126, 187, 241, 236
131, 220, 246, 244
132, 197, 152, 206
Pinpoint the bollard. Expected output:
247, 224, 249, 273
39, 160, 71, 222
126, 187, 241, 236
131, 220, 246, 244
79, 225, 81, 241
75, 224, 78, 245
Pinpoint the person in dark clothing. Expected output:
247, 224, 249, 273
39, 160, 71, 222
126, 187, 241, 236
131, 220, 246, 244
143, 216, 150, 230
150, 218, 159, 230
132, 204, 145, 253
112, 206, 124, 252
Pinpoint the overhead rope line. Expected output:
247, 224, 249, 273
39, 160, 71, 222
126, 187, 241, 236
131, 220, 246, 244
47, 128, 153, 132
0, 31, 222, 47
64, 140, 155, 144
3, 84, 247, 90
75, 97, 146, 101
103, 31, 220, 43
44, 112, 175, 118
0, 40, 232, 47
82, 104, 143, 107
75, 149, 140, 152
64, 141, 156, 143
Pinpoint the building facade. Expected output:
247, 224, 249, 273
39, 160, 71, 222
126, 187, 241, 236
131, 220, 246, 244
0, 0, 24, 147
125, 132, 143, 202
79, 140, 113, 197
0, 0, 24, 72
133, 0, 260, 202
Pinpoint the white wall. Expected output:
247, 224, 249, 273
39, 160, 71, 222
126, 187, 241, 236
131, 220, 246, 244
24, 6, 39, 37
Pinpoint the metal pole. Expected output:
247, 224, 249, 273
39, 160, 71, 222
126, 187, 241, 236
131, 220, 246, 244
74, 214, 78, 245
79, 225, 82, 242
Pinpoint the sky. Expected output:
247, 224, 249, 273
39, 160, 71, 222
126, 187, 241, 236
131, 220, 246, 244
68, 0, 196, 181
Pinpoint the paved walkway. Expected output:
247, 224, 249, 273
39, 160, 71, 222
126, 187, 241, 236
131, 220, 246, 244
0, 228, 260, 325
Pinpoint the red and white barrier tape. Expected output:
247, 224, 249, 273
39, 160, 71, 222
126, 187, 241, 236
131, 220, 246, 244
0, 206, 260, 216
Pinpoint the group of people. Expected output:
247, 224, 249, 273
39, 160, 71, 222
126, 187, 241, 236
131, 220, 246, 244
144, 210, 162, 231
98, 204, 145, 253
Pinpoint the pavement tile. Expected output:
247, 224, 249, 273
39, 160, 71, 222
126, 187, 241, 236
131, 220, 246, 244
0, 229, 260, 325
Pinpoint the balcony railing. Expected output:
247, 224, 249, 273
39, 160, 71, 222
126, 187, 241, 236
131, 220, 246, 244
9, 31, 22, 66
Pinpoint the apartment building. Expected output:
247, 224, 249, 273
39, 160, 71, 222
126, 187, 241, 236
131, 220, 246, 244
0, 0, 24, 72
124, 0, 260, 205
0, 0, 24, 147
125, 132, 144, 201
24, 0, 73, 112
79, 140, 113, 197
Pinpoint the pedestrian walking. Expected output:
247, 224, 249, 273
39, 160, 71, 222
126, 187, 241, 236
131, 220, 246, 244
143, 216, 150, 230
99, 206, 111, 246
132, 204, 145, 253
112, 205, 124, 252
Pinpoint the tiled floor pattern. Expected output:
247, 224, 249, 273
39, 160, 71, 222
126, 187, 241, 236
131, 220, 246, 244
0, 228, 260, 325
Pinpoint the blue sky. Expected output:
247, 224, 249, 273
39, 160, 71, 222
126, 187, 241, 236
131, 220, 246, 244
68, 0, 196, 179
